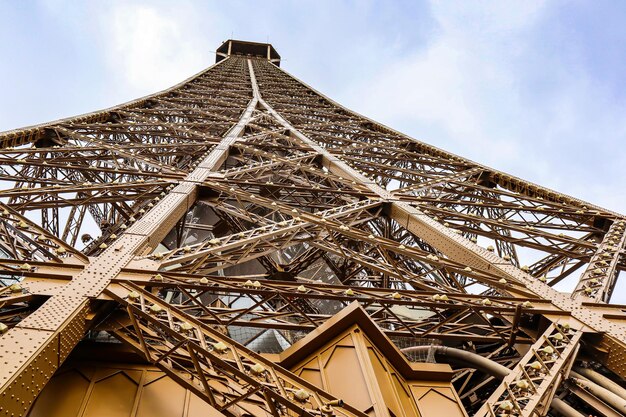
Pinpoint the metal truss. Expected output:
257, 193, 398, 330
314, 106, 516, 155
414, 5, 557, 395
105, 277, 548, 344
0, 42, 625, 417
572, 219, 626, 302
475, 322, 583, 416
104, 285, 366, 417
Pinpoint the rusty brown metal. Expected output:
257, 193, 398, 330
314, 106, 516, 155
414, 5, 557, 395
0, 41, 623, 417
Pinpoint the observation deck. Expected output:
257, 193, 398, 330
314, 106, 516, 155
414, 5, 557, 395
216, 39, 281, 66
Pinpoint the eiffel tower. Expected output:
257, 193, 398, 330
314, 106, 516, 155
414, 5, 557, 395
0, 39, 624, 417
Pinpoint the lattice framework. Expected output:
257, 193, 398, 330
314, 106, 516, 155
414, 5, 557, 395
0, 42, 625, 417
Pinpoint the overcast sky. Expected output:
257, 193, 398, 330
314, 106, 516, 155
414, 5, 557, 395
1, 1, 625, 299
1, 1, 625, 214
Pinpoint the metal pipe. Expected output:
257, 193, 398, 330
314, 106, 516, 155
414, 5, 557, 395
571, 372, 626, 414
573, 366, 626, 401
550, 396, 587, 417
400, 345, 585, 417
400, 345, 510, 379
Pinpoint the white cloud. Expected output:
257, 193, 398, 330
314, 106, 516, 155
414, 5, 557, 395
343, 2, 548, 166
101, 2, 209, 95
340, 0, 626, 215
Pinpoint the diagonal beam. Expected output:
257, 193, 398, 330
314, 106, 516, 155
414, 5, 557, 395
0, 56, 258, 417
474, 322, 583, 417
104, 284, 367, 417
572, 219, 626, 302
246, 58, 626, 379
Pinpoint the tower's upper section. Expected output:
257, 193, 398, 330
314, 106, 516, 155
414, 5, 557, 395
216, 39, 281, 66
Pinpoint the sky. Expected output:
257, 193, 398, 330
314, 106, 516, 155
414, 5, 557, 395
1, 1, 625, 213
1, 1, 625, 216
0, 2, 625, 255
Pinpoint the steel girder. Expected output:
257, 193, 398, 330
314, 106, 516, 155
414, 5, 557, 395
0, 47, 624, 417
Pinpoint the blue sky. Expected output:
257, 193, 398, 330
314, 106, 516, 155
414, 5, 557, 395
1, 1, 626, 300
0, 1, 625, 212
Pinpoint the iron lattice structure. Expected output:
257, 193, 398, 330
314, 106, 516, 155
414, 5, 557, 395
0, 40, 625, 417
